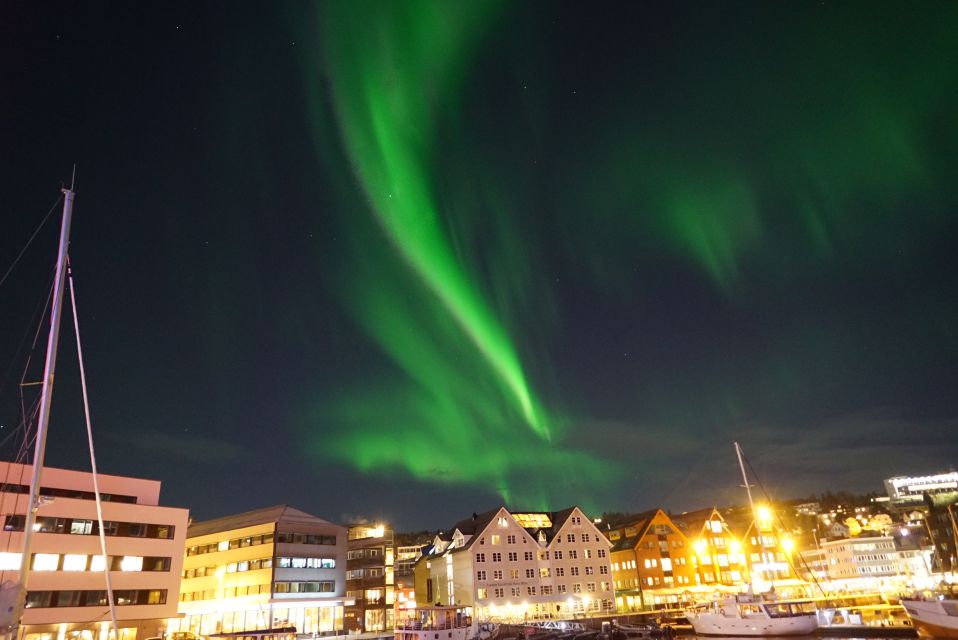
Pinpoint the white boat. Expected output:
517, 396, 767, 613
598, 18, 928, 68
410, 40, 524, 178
395, 606, 475, 640
685, 594, 818, 636
902, 598, 958, 639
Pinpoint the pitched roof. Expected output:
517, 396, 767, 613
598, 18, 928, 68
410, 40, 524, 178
425, 506, 594, 558
451, 508, 501, 538
187, 504, 340, 538
670, 506, 720, 537
605, 508, 659, 532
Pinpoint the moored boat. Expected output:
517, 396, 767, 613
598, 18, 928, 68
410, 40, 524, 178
395, 606, 475, 640
902, 598, 958, 639
685, 594, 818, 636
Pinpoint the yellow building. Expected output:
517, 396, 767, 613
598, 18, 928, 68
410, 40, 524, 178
671, 508, 748, 590
168, 505, 349, 637
606, 509, 698, 612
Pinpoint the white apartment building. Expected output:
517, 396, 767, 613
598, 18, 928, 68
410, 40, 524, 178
0, 461, 189, 640
168, 505, 348, 638
415, 507, 613, 622
799, 535, 934, 591
884, 472, 958, 507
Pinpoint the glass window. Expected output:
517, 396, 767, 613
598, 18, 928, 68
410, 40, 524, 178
32, 554, 59, 571
62, 554, 87, 572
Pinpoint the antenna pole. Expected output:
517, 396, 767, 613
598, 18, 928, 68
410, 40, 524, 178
734, 441, 756, 516
9, 185, 75, 638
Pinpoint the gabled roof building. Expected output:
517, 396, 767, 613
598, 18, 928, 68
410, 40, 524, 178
671, 507, 749, 590
415, 506, 614, 622
604, 509, 698, 611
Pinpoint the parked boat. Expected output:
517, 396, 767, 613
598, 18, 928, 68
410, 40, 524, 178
816, 603, 915, 636
395, 606, 475, 640
686, 593, 818, 636
901, 598, 958, 639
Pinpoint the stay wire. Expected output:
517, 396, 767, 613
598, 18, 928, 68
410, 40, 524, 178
0, 195, 62, 290
67, 257, 120, 640
0, 264, 57, 403
741, 450, 829, 599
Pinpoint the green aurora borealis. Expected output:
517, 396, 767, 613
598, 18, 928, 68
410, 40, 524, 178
3, 1, 958, 525
299, 1, 958, 512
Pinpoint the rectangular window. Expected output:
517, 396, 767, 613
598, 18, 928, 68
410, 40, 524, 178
71, 520, 93, 535
476, 553, 485, 562
494, 588, 504, 598
554, 551, 563, 560
507, 552, 517, 562
477, 588, 487, 599
492, 553, 501, 562
569, 550, 578, 559
525, 569, 535, 578
566, 534, 575, 543
62, 554, 87, 571
493, 570, 502, 580
524, 551, 534, 561
32, 554, 59, 571
507, 535, 516, 544
477, 570, 487, 581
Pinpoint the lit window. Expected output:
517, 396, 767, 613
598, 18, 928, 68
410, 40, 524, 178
0, 552, 22, 570
218, 540, 230, 551
63, 554, 87, 571
90, 555, 106, 571
32, 554, 59, 571
121, 556, 144, 572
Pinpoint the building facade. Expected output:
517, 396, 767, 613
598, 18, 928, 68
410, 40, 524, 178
0, 461, 188, 640
416, 507, 614, 622
799, 535, 934, 591
884, 472, 958, 508
169, 505, 348, 637
605, 509, 697, 612
672, 508, 749, 590
344, 523, 394, 633
925, 496, 958, 573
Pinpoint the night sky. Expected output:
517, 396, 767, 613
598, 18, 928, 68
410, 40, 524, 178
2, 2, 957, 530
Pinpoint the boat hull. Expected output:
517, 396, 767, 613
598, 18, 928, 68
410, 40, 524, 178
688, 613, 818, 636
902, 600, 958, 639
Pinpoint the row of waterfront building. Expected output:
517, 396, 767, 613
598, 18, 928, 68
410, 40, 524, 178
2, 461, 957, 640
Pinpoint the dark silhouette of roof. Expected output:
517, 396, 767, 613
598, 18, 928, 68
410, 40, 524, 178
187, 504, 341, 538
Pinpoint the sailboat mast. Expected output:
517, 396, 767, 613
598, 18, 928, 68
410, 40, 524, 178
11, 185, 75, 631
